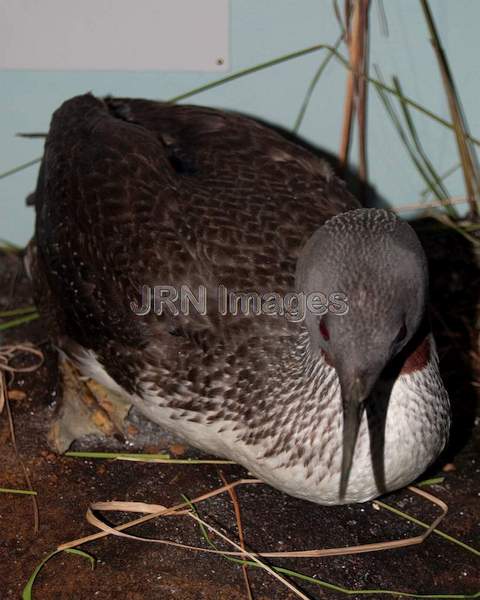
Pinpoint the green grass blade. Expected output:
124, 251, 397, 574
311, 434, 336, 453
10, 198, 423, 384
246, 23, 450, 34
193, 536, 480, 597
182, 495, 222, 553
66, 451, 170, 460
421, 163, 461, 198
373, 67, 441, 201
0, 313, 39, 331
118, 457, 235, 464
375, 499, 480, 557
417, 477, 445, 487
0, 239, 22, 252
0, 487, 37, 496
169, 43, 337, 103
392, 75, 456, 217
2, 42, 480, 187
0, 306, 37, 318
65, 450, 234, 464
332, 50, 480, 148
393, 75, 450, 198
22, 549, 95, 600
166, 43, 480, 149
292, 34, 343, 133
0, 157, 41, 180
187, 490, 478, 598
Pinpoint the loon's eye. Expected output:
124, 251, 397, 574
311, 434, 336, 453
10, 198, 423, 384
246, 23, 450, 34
319, 320, 330, 341
394, 323, 407, 345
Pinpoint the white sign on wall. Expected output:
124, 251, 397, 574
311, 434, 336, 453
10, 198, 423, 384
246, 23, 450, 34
0, 0, 229, 71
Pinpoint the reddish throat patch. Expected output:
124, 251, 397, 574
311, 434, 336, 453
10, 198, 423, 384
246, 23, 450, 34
400, 334, 430, 375
321, 331, 431, 375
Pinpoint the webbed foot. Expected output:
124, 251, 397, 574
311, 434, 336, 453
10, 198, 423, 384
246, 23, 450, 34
48, 359, 132, 453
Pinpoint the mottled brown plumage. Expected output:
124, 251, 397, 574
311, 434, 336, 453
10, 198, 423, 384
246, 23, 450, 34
30, 94, 450, 504
33, 94, 360, 395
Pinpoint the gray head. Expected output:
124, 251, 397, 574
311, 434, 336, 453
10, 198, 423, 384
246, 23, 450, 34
296, 208, 428, 499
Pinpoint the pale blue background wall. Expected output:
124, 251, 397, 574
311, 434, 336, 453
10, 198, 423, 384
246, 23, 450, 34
1, 0, 478, 245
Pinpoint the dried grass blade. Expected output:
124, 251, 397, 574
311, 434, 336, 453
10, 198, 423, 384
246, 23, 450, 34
419, 0, 480, 217
428, 210, 479, 246
3, 381, 39, 533
220, 472, 253, 600
0, 344, 44, 532
355, 0, 370, 187
57, 478, 262, 551
85, 498, 247, 555
61, 479, 451, 560
0, 370, 5, 415
339, 0, 360, 167
395, 196, 467, 213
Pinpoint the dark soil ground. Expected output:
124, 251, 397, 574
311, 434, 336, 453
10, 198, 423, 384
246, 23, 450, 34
0, 220, 479, 600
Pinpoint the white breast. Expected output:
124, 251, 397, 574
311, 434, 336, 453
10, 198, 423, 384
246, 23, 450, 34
68, 338, 450, 505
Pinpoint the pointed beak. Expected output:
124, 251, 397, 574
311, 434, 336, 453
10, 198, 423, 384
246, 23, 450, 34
338, 375, 370, 501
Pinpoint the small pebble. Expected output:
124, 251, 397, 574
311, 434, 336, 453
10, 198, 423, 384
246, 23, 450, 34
7, 389, 27, 401
126, 424, 139, 437
40, 450, 56, 461
169, 443, 187, 456
96, 464, 107, 476
442, 463, 456, 472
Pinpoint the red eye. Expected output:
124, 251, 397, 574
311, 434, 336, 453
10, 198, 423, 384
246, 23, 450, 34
319, 320, 330, 341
